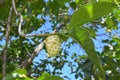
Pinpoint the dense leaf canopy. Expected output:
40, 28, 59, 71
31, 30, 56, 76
0, 0, 120, 80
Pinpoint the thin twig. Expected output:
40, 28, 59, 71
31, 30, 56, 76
2, 7, 13, 80
12, 0, 51, 68
12, 0, 49, 68
20, 41, 44, 68
12, 0, 58, 38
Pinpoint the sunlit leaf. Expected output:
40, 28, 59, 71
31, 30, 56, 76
69, 2, 117, 27
6, 69, 31, 80
37, 72, 63, 80
13, 69, 27, 74
113, 37, 120, 45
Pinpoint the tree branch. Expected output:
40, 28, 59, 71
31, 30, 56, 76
20, 41, 45, 68
2, 7, 12, 80
12, 0, 66, 68
12, 0, 58, 38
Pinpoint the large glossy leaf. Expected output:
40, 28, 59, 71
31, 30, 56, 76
68, 27, 105, 79
69, 2, 117, 27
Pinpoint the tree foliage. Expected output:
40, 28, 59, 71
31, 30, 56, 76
0, 0, 120, 80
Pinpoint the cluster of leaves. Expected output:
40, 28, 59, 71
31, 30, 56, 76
4, 69, 63, 80
0, 0, 120, 80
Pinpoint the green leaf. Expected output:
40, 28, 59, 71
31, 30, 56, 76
37, 72, 63, 80
69, 2, 117, 27
12, 69, 27, 78
103, 56, 116, 73
113, 37, 120, 45
13, 69, 27, 75
106, 16, 118, 30
0, 73, 2, 79
68, 27, 105, 79
70, 2, 77, 10
6, 69, 32, 80
0, 0, 11, 20
30, 0, 45, 15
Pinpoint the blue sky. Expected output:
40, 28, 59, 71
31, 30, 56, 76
31, 15, 83, 80
0, 1, 120, 79
0, 20, 119, 79
0, 13, 120, 80
31, 14, 120, 79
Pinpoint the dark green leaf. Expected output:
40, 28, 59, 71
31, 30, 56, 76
0, 73, 2, 79
75, 73, 78, 79
68, 27, 105, 79
0, 0, 11, 20
30, 0, 45, 15
70, 2, 77, 10
106, 16, 118, 30
103, 56, 116, 73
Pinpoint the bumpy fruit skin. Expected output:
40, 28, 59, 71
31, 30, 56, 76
45, 35, 61, 57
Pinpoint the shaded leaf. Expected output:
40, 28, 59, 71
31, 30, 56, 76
102, 56, 116, 73
70, 2, 77, 10
0, 0, 11, 20
75, 73, 78, 79
30, 0, 45, 15
106, 16, 118, 30
68, 27, 105, 79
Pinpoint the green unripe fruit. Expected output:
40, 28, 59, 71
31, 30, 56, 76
45, 35, 61, 57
